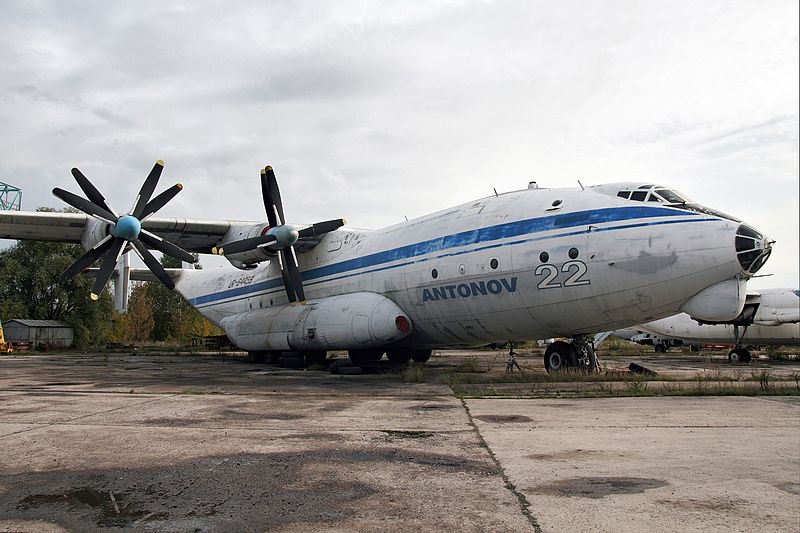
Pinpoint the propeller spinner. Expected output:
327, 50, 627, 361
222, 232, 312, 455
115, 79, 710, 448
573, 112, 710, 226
53, 160, 196, 300
215, 166, 345, 303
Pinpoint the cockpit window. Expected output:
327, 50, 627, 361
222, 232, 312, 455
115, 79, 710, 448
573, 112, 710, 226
617, 191, 631, 199
630, 191, 647, 201
794, 289, 799, 298
638, 184, 654, 189
654, 189, 686, 204
647, 193, 660, 202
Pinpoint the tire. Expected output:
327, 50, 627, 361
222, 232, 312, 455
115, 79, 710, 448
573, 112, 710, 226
654, 344, 666, 353
739, 349, 752, 363
728, 348, 751, 364
386, 349, 412, 364
411, 350, 432, 363
349, 348, 384, 363
544, 341, 577, 373
329, 358, 352, 374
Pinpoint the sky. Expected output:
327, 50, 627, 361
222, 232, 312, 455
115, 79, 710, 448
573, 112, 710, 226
0, 0, 797, 289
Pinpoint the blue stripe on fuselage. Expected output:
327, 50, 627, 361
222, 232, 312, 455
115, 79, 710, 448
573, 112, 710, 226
189, 206, 704, 306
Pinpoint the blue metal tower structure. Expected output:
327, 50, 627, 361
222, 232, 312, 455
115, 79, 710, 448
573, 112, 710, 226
0, 182, 21, 210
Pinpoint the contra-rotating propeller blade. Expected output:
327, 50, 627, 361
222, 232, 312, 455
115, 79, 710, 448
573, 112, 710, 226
90, 238, 126, 300
215, 165, 345, 304
71, 168, 117, 216
139, 230, 196, 264
297, 218, 347, 238
52, 187, 117, 224
131, 160, 164, 218
55, 161, 197, 299
262, 166, 285, 227
138, 183, 183, 220
132, 240, 175, 290
61, 235, 115, 281
215, 233, 277, 256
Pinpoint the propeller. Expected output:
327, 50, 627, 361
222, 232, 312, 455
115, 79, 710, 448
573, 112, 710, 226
215, 166, 346, 303
53, 160, 197, 300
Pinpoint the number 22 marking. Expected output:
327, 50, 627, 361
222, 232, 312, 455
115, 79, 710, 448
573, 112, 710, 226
535, 260, 590, 289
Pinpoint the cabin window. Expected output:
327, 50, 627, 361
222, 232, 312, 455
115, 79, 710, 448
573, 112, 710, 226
539, 251, 549, 263
431, 268, 438, 279
490, 258, 499, 269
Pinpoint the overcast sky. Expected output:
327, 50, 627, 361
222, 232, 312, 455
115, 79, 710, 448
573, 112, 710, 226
1, 0, 797, 289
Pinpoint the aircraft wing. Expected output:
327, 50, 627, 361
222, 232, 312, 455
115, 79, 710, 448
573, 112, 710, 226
0, 211, 87, 243
0, 210, 328, 254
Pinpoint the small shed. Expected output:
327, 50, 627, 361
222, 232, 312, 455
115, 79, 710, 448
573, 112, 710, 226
4, 319, 74, 349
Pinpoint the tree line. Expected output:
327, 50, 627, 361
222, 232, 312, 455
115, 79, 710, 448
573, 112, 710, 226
0, 209, 221, 348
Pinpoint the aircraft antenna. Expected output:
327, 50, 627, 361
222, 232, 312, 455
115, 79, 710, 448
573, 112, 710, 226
493, 188, 498, 197
577, 180, 585, 190
0, 181, 22, 210
404, 216, 408, 221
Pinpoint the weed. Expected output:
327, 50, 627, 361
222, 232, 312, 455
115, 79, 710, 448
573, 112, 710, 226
624, 378, 649, 395
404, 364, 426, 383
752, 369, 772, 391
457, 357, 484, 373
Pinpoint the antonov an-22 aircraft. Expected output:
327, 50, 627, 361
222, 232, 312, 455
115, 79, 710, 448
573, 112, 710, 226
0, 162, 774, 372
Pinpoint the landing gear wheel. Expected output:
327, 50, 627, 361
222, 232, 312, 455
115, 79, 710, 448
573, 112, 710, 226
728, 348, 751, 364
411, 350, 432, 363
654, 344, 666, 353
329, 358, 353, 374
349, 348, 384, 363
386, 349, 412, 364
544, 341, 577, 373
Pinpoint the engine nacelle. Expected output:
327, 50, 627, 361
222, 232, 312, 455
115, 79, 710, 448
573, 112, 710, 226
80, 217, 110, 250
221, 292, 412, 351
219, 222, 275, 269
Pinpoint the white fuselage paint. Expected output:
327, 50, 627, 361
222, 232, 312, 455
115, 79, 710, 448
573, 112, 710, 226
636, 289, 800, 346
173, 186, 749, 350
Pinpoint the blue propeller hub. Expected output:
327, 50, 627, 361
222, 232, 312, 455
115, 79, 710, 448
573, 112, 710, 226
270, 224, 299, 248
113, 215, 142, 241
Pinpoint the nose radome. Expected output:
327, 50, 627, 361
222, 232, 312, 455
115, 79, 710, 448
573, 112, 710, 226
735, 223, 773, 275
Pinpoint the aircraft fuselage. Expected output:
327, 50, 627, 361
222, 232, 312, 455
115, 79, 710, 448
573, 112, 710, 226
174, 185, 750, 349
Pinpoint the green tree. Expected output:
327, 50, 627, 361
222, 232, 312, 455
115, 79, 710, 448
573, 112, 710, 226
145, 253, 221, 343
0, 235, 114, 348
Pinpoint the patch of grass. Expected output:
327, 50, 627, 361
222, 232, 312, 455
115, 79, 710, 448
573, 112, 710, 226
456, 357, 485, 373
624, 377, 649, 394
403, 364, 426, 383
752, 369, 772, 391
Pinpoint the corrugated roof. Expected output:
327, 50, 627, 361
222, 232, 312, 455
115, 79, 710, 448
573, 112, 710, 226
6, 319, 72, 328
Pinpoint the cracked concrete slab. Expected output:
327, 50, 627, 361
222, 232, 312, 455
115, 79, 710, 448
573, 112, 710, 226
468, 396, 800, 532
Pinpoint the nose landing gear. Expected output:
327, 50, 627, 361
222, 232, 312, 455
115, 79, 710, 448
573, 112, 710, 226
728, 324, 752, 363
544, 335, 599, 373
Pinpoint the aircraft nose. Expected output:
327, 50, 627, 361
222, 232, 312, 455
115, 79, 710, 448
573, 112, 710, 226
735, 223, 773, 275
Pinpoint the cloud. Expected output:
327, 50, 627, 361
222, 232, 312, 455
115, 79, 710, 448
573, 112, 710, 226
0, 0, 797, 287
